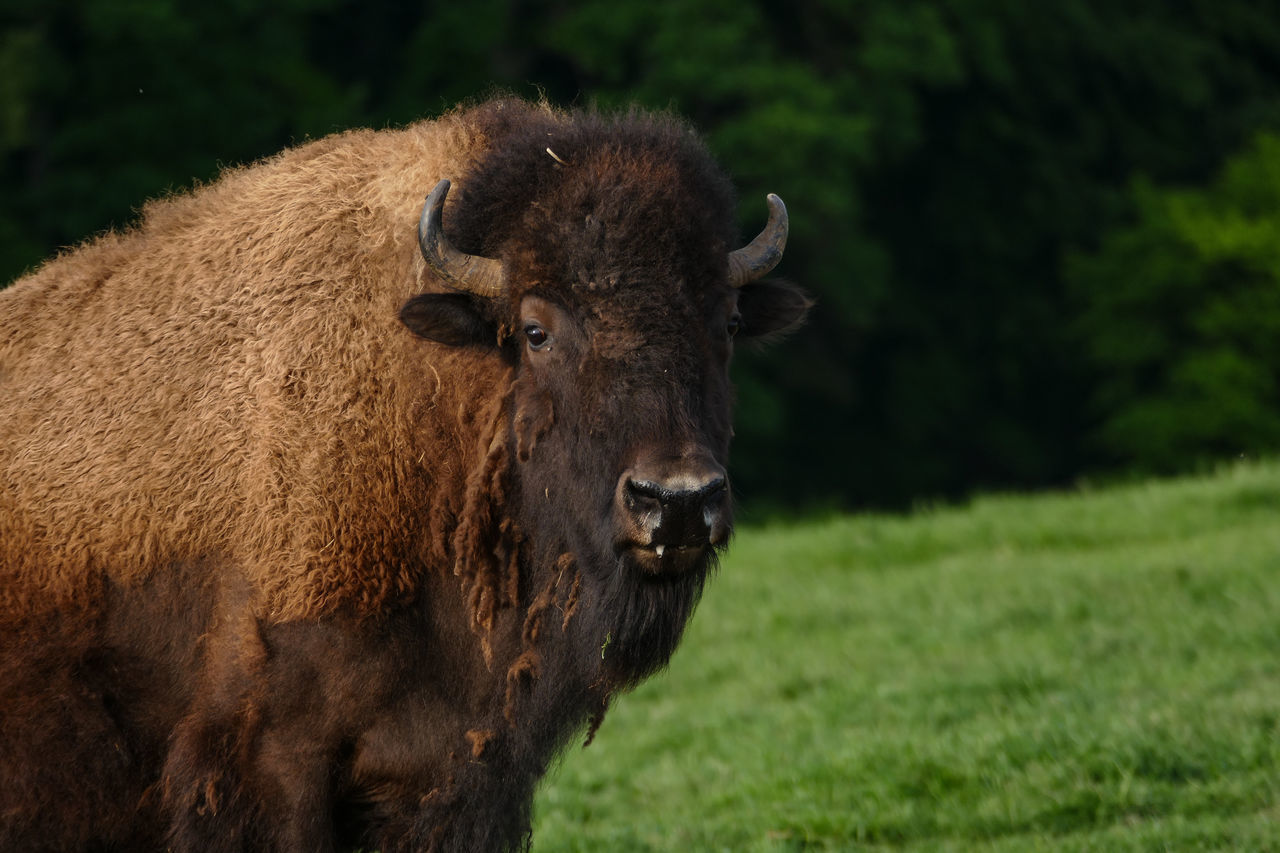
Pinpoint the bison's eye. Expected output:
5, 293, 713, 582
524, 323, 551, 351
727, 312, 742, 338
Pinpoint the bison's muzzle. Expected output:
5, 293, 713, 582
616, 448, 729, 575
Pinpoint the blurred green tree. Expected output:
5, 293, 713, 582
0, 0, 359, 279
1069, 134, 1280, 473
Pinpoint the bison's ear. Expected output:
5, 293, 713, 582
400, 293, 499, 348
737, 280, 812, 343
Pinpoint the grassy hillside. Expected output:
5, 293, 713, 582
531, 460, 1280, 850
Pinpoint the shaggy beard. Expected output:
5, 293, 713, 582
585, 550, 718, 685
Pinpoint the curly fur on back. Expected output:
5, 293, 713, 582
1, 106, 507, 622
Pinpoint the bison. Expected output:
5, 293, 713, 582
0, 98, 808, 851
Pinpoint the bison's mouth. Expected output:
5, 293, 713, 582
625, 543, 712, 577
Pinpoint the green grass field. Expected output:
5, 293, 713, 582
531, 460, 1280, 850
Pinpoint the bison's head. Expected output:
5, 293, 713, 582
400, 108, 808, 677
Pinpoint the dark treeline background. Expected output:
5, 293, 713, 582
5, 0, 1280, 511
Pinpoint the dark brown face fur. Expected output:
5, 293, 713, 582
402, 102, 808, 680
503, 278, 736, 678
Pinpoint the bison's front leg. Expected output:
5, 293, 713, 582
163, 702, 340, 852
345, 694, 543, 853
160, 607, 355, 852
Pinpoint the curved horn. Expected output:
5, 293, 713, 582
418, 179, 506, 299
727, 193, 788, 288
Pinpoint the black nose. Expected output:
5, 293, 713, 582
621, 464, 729, 548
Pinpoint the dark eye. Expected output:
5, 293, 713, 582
525, 323, 551, 350
727, 313, 742, 338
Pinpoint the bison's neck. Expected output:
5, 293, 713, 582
350, 543, 708, 838
338, 559, 598, 850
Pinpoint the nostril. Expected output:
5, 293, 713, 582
624, 479, 669, 523
701, 477, 727, 501
699, 478, 730, 546
625, 478, 668, 505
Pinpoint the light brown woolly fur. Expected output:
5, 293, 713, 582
1, 105, 522, 623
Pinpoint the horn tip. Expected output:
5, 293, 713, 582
428, 179, 452, 203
